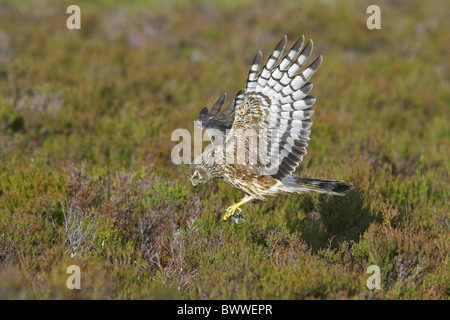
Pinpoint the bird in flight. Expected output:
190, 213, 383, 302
190, 35, 353, 222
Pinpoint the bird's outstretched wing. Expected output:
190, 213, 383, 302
197, 93, 234, 132
227, 35, 322, 180
195, 90, 245, 145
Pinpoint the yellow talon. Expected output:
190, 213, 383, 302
222, 196, 253, 221
223, 203, 240, 221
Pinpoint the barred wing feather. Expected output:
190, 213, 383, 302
229, 35, 323, 180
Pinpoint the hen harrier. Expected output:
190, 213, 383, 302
190, 35, 353, 221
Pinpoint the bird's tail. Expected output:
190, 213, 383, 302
281, 176, 353, 196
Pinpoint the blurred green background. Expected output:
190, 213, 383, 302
0, 0, 448, 299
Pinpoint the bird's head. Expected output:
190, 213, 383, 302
189, 165, 211, 189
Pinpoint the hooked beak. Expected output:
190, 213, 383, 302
190, 179, 198, 189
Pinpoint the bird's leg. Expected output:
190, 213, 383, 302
223, 196, 254, 221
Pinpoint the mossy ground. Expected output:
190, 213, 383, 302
0, 0, 448, 299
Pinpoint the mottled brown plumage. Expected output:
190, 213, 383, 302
190, 35, 353, 221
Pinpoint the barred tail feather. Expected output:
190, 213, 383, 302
282, 176, 353, 196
